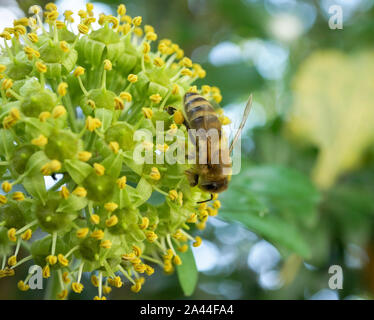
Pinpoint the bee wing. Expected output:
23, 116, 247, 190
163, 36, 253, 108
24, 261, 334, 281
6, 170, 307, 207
229, 94, 253, 154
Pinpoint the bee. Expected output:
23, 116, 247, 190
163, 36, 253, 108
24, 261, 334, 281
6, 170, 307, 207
182, 92, 253, 202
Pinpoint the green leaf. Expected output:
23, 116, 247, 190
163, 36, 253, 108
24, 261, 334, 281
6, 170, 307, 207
25, 151, 49, 175
176, 246, 198, 296
0, 129, 16, 159
219, 165, 320, 258
57, 195, 88, 212
101, 153, 122, 178
134, 177, 153, 206
287, 50, 374, 189
64, 159, 93, 184
95, 108, 113, 131
23, 173, 47, 205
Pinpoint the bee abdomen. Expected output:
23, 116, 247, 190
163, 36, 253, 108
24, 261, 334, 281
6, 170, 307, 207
184, 93, 221, 132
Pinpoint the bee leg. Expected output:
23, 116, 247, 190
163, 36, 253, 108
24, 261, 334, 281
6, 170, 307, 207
185, 169, 199, 187
51, 173, 57, 181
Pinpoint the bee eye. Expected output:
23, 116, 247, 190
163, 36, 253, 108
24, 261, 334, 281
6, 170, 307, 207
202, 182, 219, 192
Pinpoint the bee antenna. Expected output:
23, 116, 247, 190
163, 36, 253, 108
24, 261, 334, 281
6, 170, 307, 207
197, 193, 213, 204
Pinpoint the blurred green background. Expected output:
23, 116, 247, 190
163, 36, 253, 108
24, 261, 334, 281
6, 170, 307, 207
1, 0, 374, 300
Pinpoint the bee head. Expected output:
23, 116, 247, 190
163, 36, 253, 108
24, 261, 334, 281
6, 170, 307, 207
200, 177, 228, 193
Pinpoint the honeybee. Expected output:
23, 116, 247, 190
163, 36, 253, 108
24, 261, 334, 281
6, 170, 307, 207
183, 92, 253, 202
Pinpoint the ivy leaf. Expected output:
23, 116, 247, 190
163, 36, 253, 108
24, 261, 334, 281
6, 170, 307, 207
287, 50, 374, 189
95, 108, 113, 131
23, 173, 47, 205
176, 246, 198, 296
219, 165, 320, 258
134, 177, 153, 207
57, 195, 88, 212
101, 153, 122, 178
64, 159, 92, 184
25, 151, 49, 175
0, 129, 16, 159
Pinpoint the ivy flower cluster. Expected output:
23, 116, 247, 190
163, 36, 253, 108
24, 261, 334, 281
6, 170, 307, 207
0, 3, 226, 299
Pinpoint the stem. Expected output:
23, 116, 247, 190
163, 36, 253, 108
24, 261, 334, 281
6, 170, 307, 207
44, 272, 61, 300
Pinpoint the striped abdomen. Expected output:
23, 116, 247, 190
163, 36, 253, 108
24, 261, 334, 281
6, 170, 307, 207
184, 92, 222, 133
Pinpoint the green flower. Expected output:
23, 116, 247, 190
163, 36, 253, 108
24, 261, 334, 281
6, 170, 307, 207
0, 2, 226, 300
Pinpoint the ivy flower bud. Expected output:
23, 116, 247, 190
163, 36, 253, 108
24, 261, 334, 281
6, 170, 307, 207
119, 91, 132, 102
43, 265, 50, 278
172, 84, 179, 95
8, 255, 17, 267
0, 195, 7, 205
90, 214, 100, 225
173, 110, 184, 124
60, 40, 69, 53
78, 23, 89, 34
100, 240, 112, 249
21, 229, 32, 241
114, 97, 124, 110
60, 186, 70, 199
32, 134, 48, 147
104, 202, 118, 212
58, 254, 69, 267
181, 57, 193, 68
109, 141, 120, 154
7, 228, 17, 242
45, 3, 57, 11
143, 42, 150, 54
85, 116, 101, 131
57, 290, 68, 300
74, 66, 85, 77
145, 231, 158, 242
139, 217, 149, 230
72, 282, 84, 293
57, 82, 68, 96
181, 68, 193, 77
12, 191, 25, 201
168, 190, 178, 201
36, 61, 47, 73
2, 78, 13, 90
91, 230, 104, 240
93, 163, 105, 176
173, 255, 182, 265
52, 105, 66, 118
78, 151, 92, 162
17, 280, 30, 291
177, 244, 188, 253
132, 16, 142, 26
149, 167, 161, 180
150, 94, 162, 104
2, 181, 12, 193
62, 272, 70, 284
106, 170, 123, 187
46, 255, 57, 265
142, 107, 153, 119
103, 59, 112, 71
76, 228, 89, 238
127, 74, 138, 83
39, 112, 51, 122
73, 187, 87, 197
146, 32, 157, 41
213, 200, 221, 209
117, 4, 126, 16
153, 57, 164, 67
106, 214, 119, 227
29, 5, 41, 14
193, 236, 202, 247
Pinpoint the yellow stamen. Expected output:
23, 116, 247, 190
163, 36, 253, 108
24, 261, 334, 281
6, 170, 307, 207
76, 228, 89, 239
